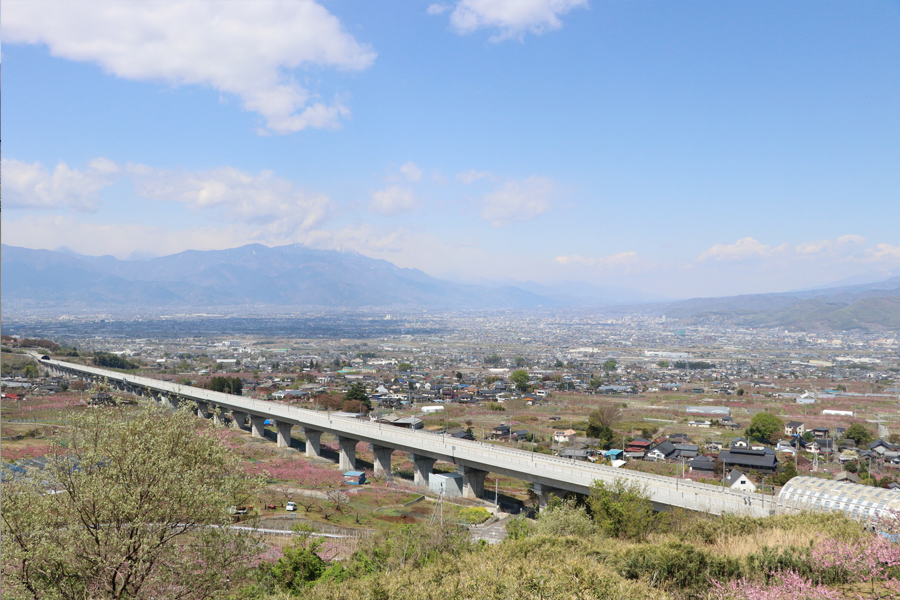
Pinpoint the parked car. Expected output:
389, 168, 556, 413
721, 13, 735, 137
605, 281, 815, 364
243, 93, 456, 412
286, 501, 297, 511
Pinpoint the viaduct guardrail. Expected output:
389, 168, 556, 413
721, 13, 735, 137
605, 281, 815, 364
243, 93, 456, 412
37, 355, 771, 517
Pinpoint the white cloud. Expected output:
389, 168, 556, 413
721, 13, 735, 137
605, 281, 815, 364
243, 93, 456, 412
864, 243, 900, 261
1, 158, 116, 211
796, 234, 866, 255
555, 252, 640, 270
427, 4, 452, 16
433, 0, 588, 42
699, 235, 883, 264
369, 185, 419, 216
456, 169, 495, 184
399, 162, 423, 182
480, 176, 553, 226
698, 237, 788, 262
127, 164, 331, 233
2, 0, 375, 134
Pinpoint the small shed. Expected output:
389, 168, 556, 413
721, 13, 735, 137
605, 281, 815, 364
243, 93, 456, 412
429, 472, 463, 497
343, 471, 366, 485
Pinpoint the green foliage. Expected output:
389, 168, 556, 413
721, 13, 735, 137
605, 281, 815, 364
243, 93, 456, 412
397, 362, 413, 372
775, 460, 799, 486
656, 360, 669, 368
533, 499, 597, 538
22, 364, 40, 379
736, 388, 745, 396
1, 403, 264, 600
261, 530, 327, 595
343, 522, 473, 579
510, 369, 530, 392
458, 507, 491, 525
92, 351, 140, 370
485, 353, 501, 365
505, 515, 532, 540
746, 412, 783, 443
587, 478, 664, 541
343, 382, 371, 409
602, 359, 618, 372
620, 541, 743, 592
672, 360, 715, 369
843, 423, 873, 446
207, 375, 244, 395
515, 357, 526, 368
586, 404, 622, 440
487, 402, 506, 411
304, 535, 666, 600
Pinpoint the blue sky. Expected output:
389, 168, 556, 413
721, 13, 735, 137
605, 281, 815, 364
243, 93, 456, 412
3, 0, 899, 299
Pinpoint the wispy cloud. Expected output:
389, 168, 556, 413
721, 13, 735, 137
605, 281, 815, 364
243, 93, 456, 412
2, 0, 375, 134
127, 164, 331, 232
1, 158, 118, 211
697, 237, 788, 262
369, 185, 419, 216
480, 176, 554, 226
399, 162, 423, 182
429, 0, 588, 42
456, 169, 495, 184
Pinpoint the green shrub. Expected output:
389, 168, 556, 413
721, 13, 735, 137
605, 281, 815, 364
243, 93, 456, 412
505, 515, 532, 540
533, 499, 597, 538
620, 541, 743, 591
458, 507, 491, 525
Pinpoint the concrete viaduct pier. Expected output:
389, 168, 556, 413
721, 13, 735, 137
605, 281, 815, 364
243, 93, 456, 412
38, 355, 772, 515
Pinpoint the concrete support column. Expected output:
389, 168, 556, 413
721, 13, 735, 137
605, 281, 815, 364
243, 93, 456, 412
459, 465, 488, 499
410, 453, 437, 487
250, 416, 267, 438
212, 408, 227, 426
231, 411, 248, 430
276, 421, 293, 448
338, 436, 357, 471
372, 445, 393, 479
533, 483, 566, 511
166, 395, 180, 409
303, 428, 322, 458
196, 402, 210, 419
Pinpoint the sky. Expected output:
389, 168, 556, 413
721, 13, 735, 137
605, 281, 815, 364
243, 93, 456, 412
3, 0, 899, 299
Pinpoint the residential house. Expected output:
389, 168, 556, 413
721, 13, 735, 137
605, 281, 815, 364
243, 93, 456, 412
731, 437, 750, 449
560, 448, 591, 461
673, 443, 700, 459
834, 471, 862, 484
724, 469, 757, 493
785, 421, 805, 436
646, 440, 677, 461
689, 455, 717, 473
718, 447, 778, 473
553, 429, 577, 444
812, 427, 831, 439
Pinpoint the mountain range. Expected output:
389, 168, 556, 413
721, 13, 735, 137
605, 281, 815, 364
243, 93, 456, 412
3, 243, 900, 331
662, 277, 900, 332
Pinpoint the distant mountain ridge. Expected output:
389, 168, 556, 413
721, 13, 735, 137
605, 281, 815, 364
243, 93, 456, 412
2, 243, 556, 313
664, 276, 900, 331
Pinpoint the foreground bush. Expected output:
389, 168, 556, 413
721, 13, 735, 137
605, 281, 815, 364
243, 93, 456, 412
302, 536, 667, 600
1, 403, 265, 600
